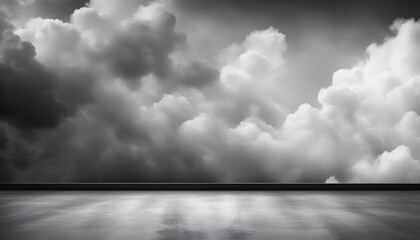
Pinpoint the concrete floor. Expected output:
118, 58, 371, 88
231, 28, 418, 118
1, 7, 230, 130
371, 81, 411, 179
0, 191, 419, 240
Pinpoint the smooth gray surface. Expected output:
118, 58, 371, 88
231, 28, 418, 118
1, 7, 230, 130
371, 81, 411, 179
0, 191, 419, 240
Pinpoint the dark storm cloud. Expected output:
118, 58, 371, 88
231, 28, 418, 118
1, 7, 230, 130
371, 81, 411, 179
174, 61, 219, 87
21, 111, 218, 182
0, 30, 68, 130
0, 15, 13, 32
104, 9, 185, 81
56, 68, 94, 111
0, 1, 222, 183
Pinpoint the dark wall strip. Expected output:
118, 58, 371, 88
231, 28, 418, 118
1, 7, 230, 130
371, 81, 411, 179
0, 184, 420, 191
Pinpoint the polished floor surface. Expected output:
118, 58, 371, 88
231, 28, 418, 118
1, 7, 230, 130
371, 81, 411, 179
1, 191, 420, 239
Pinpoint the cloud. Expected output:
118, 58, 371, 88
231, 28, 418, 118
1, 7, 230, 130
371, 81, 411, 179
1, 0, 420, 183
70, 3, 187, 83
175, 18, 420, 183
0, 15, 13, 32
89, 0, 150, 21
303, 19, 420, 182
15, 18, 81, 65
102, 3, 185, 80
173, 60, 219, 88
0, 1, 221, 182
0, 30, 68, 130
351, 145, 420, 182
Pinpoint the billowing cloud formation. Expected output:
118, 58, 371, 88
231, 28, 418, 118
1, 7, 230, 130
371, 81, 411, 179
286, 19, 420, 182
1, 0, 420, 182
0, 30, 67, 129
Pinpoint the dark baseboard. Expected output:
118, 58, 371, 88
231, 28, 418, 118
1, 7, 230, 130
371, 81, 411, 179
0, 183, 420, 190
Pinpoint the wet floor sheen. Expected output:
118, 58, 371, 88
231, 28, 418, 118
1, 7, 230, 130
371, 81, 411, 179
0, 191, 419, 240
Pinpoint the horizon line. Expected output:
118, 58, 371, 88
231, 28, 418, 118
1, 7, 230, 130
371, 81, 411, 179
1, 183, 419, 191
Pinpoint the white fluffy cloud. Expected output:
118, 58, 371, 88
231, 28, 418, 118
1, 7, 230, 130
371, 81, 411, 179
2, 0, 420, 182
15, 18, 80, 66
289, 19, 420, 182
351, 145, 420, 182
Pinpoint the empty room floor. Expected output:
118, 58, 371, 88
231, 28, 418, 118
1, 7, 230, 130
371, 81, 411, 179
1, 191, 419, 240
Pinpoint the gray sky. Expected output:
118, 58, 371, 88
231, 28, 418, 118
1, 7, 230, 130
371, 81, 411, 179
1, 0, 420, 183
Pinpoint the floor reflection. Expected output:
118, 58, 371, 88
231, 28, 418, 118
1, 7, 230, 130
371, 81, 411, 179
0, 191, 420, 239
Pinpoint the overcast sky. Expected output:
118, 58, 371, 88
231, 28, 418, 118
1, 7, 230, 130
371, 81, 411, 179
1, 0, 420, 183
